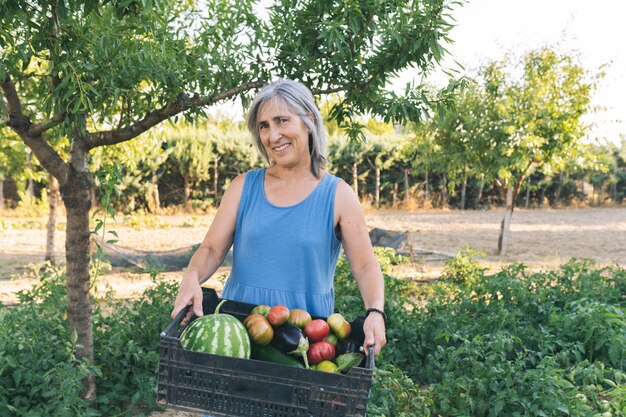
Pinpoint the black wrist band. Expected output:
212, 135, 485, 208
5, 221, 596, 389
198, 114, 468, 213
366, 307, 387, 324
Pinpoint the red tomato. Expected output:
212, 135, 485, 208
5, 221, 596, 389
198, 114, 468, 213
243, 314, 274, 346
307, 341, 336, 364
268, 305, 290, 327
304, 319, 330, 342
287, 309, 312, 329
327, 313, 351, 339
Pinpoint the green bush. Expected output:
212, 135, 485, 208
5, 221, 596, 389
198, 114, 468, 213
0, 264, 177, 416
368, 365, 433, 416
1, 252, 624, 416
0, 265, 98, 416
441, 246, 487, 285
335, 251, 626, 417
92, 278, 179, 414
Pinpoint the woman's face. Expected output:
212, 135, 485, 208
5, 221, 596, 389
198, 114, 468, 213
256, 97, 311, 169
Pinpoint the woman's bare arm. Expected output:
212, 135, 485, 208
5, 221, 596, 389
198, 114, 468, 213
334, 180, 387, 355
171, 173, 246, 322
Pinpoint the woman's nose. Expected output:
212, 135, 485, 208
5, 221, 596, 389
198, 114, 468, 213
269, 125, 281, 142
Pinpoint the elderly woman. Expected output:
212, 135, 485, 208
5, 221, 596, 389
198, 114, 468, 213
171, 79, 386, 357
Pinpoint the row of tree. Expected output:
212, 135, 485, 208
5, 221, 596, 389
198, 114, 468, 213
3, 111, 624, 214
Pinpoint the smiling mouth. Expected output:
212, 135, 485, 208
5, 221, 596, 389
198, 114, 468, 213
274, 143, 291, 152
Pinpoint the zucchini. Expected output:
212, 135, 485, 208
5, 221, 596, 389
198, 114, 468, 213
251, 344, 305, 368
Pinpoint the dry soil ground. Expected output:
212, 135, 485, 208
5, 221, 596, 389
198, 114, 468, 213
1, 206, 625, 416
1, 206, 624, 304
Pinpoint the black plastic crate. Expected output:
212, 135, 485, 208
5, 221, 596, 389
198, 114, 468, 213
157, 288, 375, 417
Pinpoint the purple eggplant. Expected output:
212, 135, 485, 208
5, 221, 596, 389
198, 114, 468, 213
273, 324, 310, 369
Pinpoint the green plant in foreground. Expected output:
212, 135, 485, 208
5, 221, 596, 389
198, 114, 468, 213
0, 263, 178, 416
1, 251, 624, 416
368, 365, 433, 416
92, 277, 180, 415
337, 250, 626, 416
0, 265, 99, 416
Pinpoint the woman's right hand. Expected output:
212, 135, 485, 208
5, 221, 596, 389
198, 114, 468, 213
171, 276, 204, 325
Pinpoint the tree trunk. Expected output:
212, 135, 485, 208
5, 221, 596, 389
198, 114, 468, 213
60, 161, 96, 400
45, 174, 60, 264
441, 172, 448, 208
423, 171, 429, 205
213, 155, 220, 199
150, 168, 160, 213
374, 166, 380, 208
352, 162, 358, 197
497, 186, 514, 256
0, 179, 4, 208
183, 175, 192, 211
581, 177, 585, 202
598, 183, 604, 206
475, 175, 484, 209
554, 171, 564, 207
90, 184, 98, 209
460, 174, 467, 210
525, 178, 531, 209
611, 181, 617, 203
403, 169, 409, 205
392, 183, 398, 207
26, 177, 35, 199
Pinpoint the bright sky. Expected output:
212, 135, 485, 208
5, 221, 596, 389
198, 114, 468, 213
228, 0, 625, 144
408, 0, 625, 144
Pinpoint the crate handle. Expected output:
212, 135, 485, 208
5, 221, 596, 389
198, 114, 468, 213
366, 345, 375, 370
160, 305, 190, 337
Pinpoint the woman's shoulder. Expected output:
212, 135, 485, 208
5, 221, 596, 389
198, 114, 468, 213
221, 171, 250, 203
230, 168, 263, 186
242, 167, 265, 182
334, 179, 359, 207
223, 168, 266, 202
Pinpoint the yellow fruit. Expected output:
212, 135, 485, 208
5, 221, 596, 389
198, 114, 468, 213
316, 360, 338, 373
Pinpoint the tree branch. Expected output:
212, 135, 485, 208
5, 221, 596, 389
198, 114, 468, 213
1, 75, 24, 119
1, 75, 69, 181
28, 113, 66, 136
86, 81, 267, 149
513, 160, 535, 201
311, 86, 347, 95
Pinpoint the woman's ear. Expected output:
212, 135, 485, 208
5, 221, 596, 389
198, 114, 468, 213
308, 112, 315, 126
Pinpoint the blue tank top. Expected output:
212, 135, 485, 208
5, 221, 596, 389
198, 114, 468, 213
221, 168, 342, 317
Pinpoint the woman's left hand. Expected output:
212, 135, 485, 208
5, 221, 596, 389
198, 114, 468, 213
362, 313, 386, 357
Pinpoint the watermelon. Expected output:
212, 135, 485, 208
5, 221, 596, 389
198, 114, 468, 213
179, 299, 251, 359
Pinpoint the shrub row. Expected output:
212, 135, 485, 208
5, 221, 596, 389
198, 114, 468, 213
0, 252, 624, 416
334, 250, 626, 416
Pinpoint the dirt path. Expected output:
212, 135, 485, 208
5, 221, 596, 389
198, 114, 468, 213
1, 207, 624, 305
367, 206, 626, 265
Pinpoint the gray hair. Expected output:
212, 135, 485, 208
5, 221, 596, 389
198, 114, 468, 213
246, 79, 328, 178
